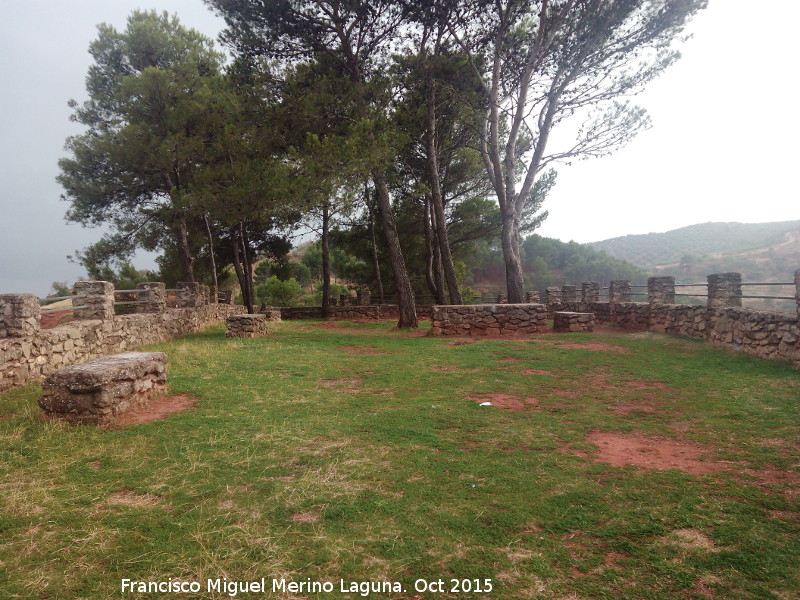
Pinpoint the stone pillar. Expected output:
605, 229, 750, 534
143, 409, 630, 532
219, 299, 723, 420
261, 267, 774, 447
648, 276, 675, 305
496, 293, 507, 304
357, 288, 371, 306
136, 282, 166, 314
707, 272, 742, 308
218, 290, 233, 304
199, 285, 211, 305
561, 285, 577, 303
582, 282, 600, 302
525, 290, 541, 303
795, 268, 800, 319
545, 287, 561, 305
209, 285, 218, 304
176, 282, 201, 308
0, 294, 41, 338
609, 280, 631, 303
74, 281, 115, 320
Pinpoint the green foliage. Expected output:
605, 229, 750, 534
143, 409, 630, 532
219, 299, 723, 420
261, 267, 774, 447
521, 235, 647, 288
49, 282, 72, 297
255, 275, 302, 306
255, 260, 311, 286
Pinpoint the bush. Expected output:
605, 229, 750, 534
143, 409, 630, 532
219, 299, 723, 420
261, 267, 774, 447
255, 276, 303, 307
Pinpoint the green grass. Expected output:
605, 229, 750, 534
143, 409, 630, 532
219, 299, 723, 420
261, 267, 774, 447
1, 320, 799, 599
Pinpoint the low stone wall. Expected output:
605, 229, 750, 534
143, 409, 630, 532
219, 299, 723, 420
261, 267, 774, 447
430, 304, 547, 336
547, 300, 799, 366
280, 304, 432, 321
1, 283, 244, 393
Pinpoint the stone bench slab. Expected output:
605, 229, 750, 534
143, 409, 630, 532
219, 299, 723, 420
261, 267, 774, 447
225, 313, 269, 338
39, 351, 168, 422
553, 311, 595, 332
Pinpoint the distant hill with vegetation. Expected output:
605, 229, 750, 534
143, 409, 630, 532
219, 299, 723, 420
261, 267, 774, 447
589, 221, 800, 271
589, 220, 800, 311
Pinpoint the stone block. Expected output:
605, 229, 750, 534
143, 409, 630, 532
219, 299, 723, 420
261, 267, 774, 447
38, 351, 168, 422
0, 294, 41, 338
553, 311, 595, 333
225, 314, 268, 338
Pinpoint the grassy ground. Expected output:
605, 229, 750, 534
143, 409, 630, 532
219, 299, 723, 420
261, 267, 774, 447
1, 320, 798, 600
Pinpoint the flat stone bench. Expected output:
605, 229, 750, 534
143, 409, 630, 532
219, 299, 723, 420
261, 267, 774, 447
553, 311, 595, 332
39, 352, 168, 422
225, 313, 268, 338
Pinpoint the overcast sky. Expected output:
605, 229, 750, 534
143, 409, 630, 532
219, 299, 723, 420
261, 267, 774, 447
1, 0, 798, 296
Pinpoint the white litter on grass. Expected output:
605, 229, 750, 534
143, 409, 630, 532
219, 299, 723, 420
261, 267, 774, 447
479, 402, 492, 407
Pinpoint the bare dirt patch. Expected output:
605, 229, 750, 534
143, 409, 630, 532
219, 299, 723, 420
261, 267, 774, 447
106, 395, 197, 428
472, 393, 538, 411
569, 431, 725, 475
101, 489, 166, 509
312, 321, 346, 329
291, 510, 322, 524
670, 528, 717, 551
520, 369, 554, 376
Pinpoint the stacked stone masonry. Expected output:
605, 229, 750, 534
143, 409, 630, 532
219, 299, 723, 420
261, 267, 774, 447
225, 314, 269, 338
39, 351, 168, 423
258, 305, 283, 322
431, 304, 547, 336
553, 311, 595, 332
280, 304, 433, 321
1, 281, 244, 393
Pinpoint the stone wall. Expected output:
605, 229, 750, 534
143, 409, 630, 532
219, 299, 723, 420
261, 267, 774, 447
545, 270, 800, 367
430, 304, 547, 336
1, 281, 243, 393
280, 304, 433, 321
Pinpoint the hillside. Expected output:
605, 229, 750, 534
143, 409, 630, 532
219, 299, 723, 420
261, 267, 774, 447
589, 220, 800, 271
589, 220, 800, 311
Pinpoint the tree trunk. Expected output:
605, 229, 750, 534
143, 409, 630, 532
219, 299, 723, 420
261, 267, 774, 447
427, 198, 446, 305
321, 201, 331, 318
367, 192, 384, 304
373, 170, 417, 328
174, 211, 195, 283
422, 200, 439, 301
203, 213, 218, 296
230, 225, 248, 311
239, 223, 255, 314
501, 210, 525, 303
425, 76, 462, 305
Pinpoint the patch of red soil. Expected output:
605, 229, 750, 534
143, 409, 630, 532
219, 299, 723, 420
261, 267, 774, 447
40, 311, 74, 329
520, 369, 554, 376
107, 394, 197, 428
472, 393, 538, 411
570, 431, 725, 475
604, 552, 626, 568
502, 357, 522, 362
